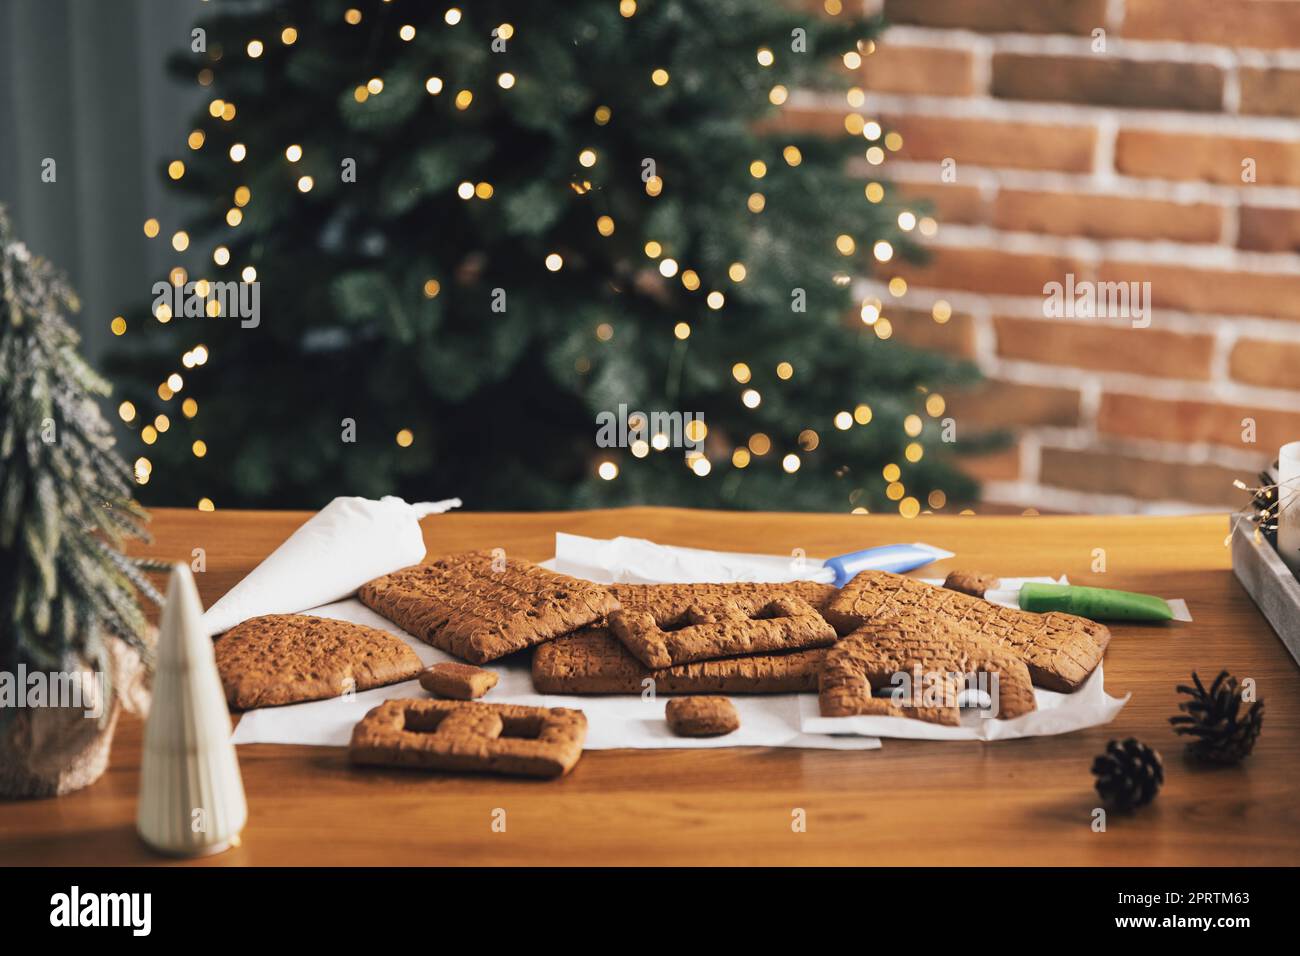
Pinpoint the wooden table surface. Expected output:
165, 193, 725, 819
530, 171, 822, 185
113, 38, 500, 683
4, 507, 1298, 866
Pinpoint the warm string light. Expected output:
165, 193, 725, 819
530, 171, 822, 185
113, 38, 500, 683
722, 37, 919, 496
1231, 475, 1297, 541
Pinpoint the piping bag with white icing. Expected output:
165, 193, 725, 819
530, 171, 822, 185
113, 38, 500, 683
202, 496, 461, 636
551, 534, 951, 585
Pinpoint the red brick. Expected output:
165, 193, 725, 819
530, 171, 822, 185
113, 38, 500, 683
1122, 0, 1300, 51
1097, 393, 1300, 449
957, 442, 1024, 482
884, 114, 1097, 173
889, 306, 977, 357
861, 44, 976, 97
778, 109, 1098, 175
1237, 206, 1300, 253
1097, 260, 1300, 321
951, 380, 1082, 429
883, 0, 1108, 34
764, 106, 850, 139
1229, 338, 1300, 390
1115, 129, 1300, 187
1240, 67, 1300, 117
992, 53, 1222, 112
890, 246, 1088, 297
1040, 448, 1249, 506
894, 181, 987, 225
992, 189, 1223, 243
992, 317, 1215, 379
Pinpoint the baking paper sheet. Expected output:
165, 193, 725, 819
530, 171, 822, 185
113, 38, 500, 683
229, 531, 1133, 750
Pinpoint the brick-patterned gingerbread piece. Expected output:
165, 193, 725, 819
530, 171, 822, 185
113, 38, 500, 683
665, 696, 741, 737
608, 586, 837, 669
532, 626, 825, 695
610, 581, 839, 625
418, 662, 499, 700
824, 570, 1110, 692
214, 614, 424, 710
358, 551, 619, 663
819, 618, 1038, 726
349, 699, 587, 778
943, 570, 999, 598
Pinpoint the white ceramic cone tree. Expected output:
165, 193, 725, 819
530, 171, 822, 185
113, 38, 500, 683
137, 565, 246, 856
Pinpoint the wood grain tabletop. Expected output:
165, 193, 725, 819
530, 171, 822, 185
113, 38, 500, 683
4, 507, 1298, 866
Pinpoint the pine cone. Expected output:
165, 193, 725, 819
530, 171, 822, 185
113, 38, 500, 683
1170, 671, 1264, 764
1091, 738, 1164, 811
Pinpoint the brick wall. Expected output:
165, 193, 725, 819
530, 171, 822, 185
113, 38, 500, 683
795, 0, 1300, 513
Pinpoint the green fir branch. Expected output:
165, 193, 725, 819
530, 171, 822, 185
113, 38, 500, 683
0, 205, 155, 714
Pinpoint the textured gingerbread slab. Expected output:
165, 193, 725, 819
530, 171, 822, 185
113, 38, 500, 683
824, 571, 1110, 692
418, 662, 498, 700
532, 626, 825, 695
358, 550, 619, 663
214, 614, 424, 710
608, 586, 837, 669
349, 699, 586, 778
610, 581, 839, 624
666, 696, 740, 737
819, 618, 1037, 725
944, 570, 999, 598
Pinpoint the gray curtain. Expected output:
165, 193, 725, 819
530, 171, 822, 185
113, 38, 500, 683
0, 0, 203, 363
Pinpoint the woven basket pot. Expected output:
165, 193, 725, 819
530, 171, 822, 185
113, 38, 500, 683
0, 636, 151, 800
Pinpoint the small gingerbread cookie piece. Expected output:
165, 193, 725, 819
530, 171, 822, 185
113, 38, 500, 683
943, 570, 1000, 598
418, 662, 499, 700
665, 696, 740, 737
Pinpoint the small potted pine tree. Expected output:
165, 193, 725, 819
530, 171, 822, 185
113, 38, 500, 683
0, 206, 164, 798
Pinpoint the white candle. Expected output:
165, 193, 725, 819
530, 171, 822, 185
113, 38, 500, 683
1279, 441, 1300, 577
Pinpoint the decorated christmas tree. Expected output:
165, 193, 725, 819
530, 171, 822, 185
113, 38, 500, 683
109, 0, 979, 512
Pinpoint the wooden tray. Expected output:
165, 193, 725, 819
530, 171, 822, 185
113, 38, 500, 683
1230, 511, 1300, 667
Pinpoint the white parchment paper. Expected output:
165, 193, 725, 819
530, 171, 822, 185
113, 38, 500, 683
229, 531, 1130, 749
